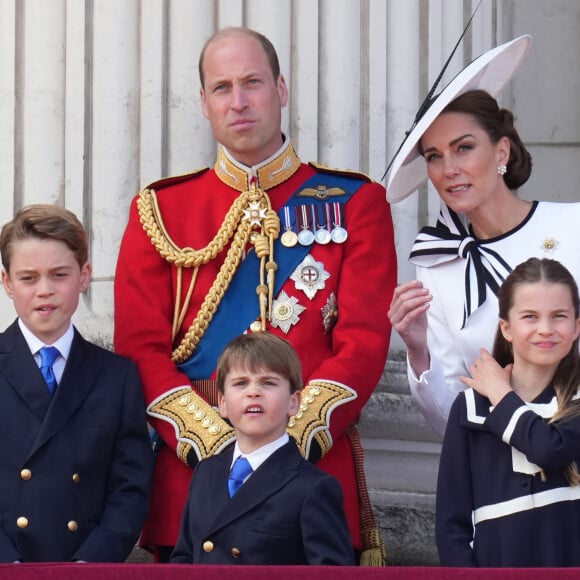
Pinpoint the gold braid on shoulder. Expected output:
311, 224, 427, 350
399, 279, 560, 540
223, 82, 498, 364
137, 181, 280, 364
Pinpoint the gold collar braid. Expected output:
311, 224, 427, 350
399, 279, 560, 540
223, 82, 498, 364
215, 142, 301, 192
137, 143, 300, 364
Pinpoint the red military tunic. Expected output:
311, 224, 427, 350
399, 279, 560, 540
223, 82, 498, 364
114, 140, 397, 551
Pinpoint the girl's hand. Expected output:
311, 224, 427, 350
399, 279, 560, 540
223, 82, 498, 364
460, 348, 512, 406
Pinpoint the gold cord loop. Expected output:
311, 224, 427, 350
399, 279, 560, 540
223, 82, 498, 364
138, 180, 280, 362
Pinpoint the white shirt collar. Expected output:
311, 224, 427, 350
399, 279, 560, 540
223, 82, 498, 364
18, 318, 75, 360
231, 433, 289, 472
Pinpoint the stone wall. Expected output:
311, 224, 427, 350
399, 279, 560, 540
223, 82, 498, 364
360, 359, 441, 565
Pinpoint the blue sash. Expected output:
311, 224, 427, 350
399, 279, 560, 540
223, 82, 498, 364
177, 172, 366, 379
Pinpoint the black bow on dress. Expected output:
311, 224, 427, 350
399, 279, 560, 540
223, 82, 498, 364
409, 205, 512, 328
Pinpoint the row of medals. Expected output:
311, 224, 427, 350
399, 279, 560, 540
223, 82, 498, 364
280, 203, 348, 248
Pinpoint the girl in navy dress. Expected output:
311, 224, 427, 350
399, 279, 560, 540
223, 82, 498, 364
436, 257, 580, 567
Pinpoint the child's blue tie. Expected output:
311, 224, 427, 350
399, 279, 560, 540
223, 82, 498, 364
228, 456, 253, 497
39, 346, 60, 394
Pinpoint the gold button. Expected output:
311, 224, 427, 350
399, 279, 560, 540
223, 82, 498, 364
17, 517, 28, 529
202, 540, 214, 553
67, 520, 78, 532
179, 394, 191, 406
249, 320, 262, 332
20, 469, 32, 481
231, 547, 241, 559
72, 473, 80, 484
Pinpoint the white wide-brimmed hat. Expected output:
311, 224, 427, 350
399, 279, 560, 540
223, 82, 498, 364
386, 34, 532, 203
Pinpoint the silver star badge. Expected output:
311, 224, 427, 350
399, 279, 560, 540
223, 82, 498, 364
290, 254, 330, 299
270, 291, 305, 334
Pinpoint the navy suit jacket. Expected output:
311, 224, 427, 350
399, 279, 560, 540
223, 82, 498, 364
171, 438, 355, 565
0, 321, 154, 563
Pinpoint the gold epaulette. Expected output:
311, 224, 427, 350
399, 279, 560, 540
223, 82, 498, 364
308, 161, 373, 183
142, 167, 210, 193
287, 380, 357, 458
148, 387, 235, 463
137, 175, 277, 364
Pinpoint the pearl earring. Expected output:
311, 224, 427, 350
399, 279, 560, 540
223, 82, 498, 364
497, 164, 507, 175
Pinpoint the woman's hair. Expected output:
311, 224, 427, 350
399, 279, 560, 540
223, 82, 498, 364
434, 89, 533, 190
492, 257, 580, 484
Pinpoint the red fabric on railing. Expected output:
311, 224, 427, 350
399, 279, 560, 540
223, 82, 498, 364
1, 564, 580, 579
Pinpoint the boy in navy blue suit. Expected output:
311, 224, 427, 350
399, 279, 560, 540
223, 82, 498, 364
0, 204, 153, 562
171, 332, 355, 565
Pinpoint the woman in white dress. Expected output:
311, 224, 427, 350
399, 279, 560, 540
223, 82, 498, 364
386, 36, 580, 436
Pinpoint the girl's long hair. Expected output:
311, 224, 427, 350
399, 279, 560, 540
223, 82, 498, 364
492, 257, 580, 484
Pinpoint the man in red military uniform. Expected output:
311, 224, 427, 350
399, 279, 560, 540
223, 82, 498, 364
114, 27, 396, 563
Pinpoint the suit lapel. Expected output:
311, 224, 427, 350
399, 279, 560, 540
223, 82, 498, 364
0, 321, 53, 420
29, 330, 102, 457
207, 447, 236, 517
208, 440, 302, 534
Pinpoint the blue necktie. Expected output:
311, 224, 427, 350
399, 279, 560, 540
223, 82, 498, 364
39, 346, 60, 394
228, 456, 253, 497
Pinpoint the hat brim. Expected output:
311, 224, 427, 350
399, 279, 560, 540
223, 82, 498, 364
386, 35, 532, 204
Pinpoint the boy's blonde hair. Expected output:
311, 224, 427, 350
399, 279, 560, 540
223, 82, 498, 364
0, 204, 88, 272
217, 332, 303, 394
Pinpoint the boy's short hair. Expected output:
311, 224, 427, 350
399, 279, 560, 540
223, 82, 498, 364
217, 332, 303, 394
0, 204, 88, 272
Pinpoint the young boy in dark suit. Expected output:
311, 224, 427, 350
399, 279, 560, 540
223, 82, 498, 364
170, 332, 355, 565
0, 204, 153, 563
